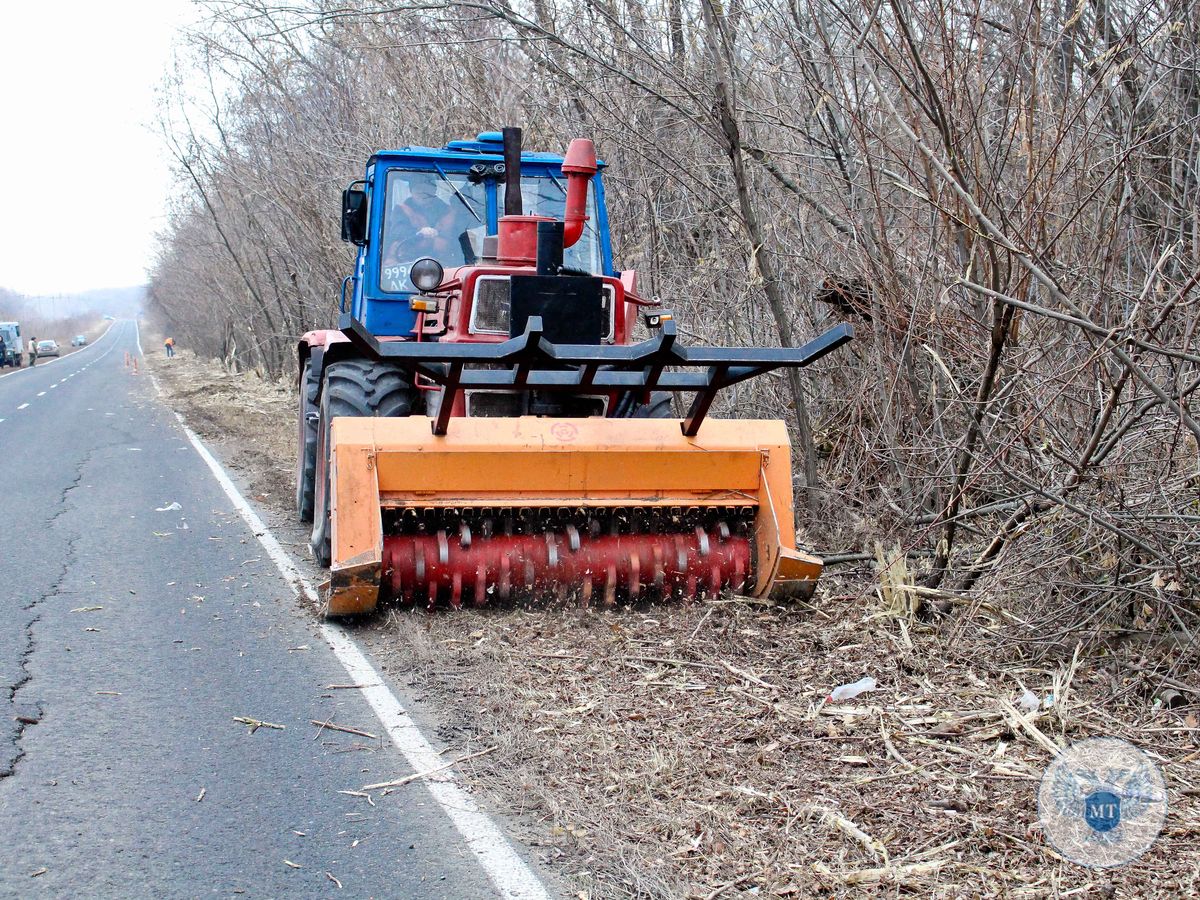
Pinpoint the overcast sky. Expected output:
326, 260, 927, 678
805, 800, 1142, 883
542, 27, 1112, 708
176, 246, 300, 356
0, 1, 200, 296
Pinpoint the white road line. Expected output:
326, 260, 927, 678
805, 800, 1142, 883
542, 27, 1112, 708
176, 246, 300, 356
139, 324, 549, 900
17, 403, 28, 410
36, 391, 45, 396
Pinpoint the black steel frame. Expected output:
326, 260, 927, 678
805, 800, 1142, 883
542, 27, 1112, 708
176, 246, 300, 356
339, 313, 853, 436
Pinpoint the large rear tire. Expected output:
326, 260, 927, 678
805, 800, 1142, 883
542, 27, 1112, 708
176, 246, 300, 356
311, 359, 414, 567
294, 359, 319, 522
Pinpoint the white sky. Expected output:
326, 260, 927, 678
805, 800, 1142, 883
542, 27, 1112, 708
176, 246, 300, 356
0, 1, 201, 296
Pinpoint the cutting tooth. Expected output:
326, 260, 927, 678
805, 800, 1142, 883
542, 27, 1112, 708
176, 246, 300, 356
629, 553, 641, 600
427, 581, 438, 611
604, 564, 617, 608
709, 564, 722, 598
499, 554, 511, 601
734, 556, 746, 593
460, 523, 472, 549
565, 524, 581, 552
717, 521, 731, 542
450, 571, 463, 610
580, 579, 593, 608
436, 530, 450, 564
474, 563, 487, 608
695, 526, 710, 557
686, 574, 698, 602
652, 545, 665, 590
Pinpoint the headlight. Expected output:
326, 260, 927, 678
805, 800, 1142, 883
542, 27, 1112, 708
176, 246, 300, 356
470, 276, 512, 333
409, 257, 444, 293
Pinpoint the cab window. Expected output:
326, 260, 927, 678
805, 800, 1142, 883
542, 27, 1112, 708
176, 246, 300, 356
380, 170, 486, 293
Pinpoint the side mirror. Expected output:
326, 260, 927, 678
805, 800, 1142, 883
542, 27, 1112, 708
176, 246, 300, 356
341, 187, 368, 246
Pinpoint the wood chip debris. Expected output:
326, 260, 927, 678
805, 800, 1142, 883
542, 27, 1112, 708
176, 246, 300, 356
361, 746, 497, 792
310, 720, 377, 740
234, 716, 285, 734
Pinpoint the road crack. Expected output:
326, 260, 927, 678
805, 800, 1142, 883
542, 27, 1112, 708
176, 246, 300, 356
2, 450, 91, 778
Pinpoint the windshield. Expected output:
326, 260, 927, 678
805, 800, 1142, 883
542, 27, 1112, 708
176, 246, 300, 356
498, 176, 602, 274
380, 169, 486, 293
379, 167, 605, 292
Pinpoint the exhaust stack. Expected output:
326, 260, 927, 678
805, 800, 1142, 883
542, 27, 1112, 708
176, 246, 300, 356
497, 131, 598, 265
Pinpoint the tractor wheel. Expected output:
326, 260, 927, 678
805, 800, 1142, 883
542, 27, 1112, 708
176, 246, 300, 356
311, 359, 414, 567
294, 359, 319, 523
625, 391, 674, 419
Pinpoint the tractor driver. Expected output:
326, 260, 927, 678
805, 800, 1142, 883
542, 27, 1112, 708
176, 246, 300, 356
383, 174, 456, 266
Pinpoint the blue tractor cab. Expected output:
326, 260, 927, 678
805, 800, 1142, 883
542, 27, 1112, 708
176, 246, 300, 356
341, 131, 615, 338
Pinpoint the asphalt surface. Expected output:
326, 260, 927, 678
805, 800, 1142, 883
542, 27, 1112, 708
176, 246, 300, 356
0, 322, 540, 897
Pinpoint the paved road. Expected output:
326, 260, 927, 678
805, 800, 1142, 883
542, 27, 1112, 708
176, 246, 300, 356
0, 322, 544, 897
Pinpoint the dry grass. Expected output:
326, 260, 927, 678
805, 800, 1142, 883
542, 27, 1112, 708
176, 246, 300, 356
366, 595, 1200, 898
152, 349, 1200, 899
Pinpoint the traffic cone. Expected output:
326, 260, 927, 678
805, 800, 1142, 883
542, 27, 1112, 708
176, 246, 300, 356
124, 352, 130, 368
132, 357, 139, 376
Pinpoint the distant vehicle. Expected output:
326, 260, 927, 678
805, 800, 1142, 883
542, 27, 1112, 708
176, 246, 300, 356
0, 321, 22, 367
71, 335, 88, 347
102, 315, 115, 321
36, 340, 60, 358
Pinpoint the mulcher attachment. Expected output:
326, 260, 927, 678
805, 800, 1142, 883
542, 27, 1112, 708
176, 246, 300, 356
323, 315, 851, 615
325, 417, 822, 615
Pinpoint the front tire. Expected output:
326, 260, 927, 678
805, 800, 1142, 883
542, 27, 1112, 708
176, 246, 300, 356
311, 359, 414, 567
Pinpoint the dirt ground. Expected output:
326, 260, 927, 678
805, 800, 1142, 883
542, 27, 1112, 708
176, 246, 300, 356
147, 345, 1200, 899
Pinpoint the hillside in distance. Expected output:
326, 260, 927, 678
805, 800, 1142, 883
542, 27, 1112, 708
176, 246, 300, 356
0, 285, 144, 321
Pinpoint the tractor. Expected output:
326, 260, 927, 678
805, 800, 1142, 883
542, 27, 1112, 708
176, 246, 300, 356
296, 128, 851, 615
